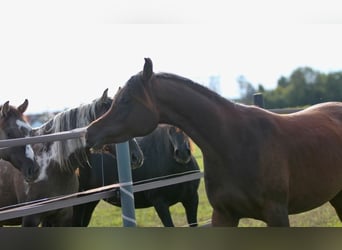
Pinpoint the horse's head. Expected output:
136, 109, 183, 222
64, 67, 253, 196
93, 88, 113, 119
86, 58, 159, 148
167, 125, 192, 164
0, 100, 40, 182
102, 138, 144, 170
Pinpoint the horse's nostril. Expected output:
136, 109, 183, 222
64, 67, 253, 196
28, 165, 34, 175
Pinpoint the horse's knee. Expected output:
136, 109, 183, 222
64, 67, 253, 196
211, 209, 239, 227
153, 202, 174, 227
182, 195, 199, 227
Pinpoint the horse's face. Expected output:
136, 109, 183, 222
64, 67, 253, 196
87, 58, 159, 148
102, 138, 144, 170
0, 100, 40, 182
167, 126, 192, 164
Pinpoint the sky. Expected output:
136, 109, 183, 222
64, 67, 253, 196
1, 1, 342, 114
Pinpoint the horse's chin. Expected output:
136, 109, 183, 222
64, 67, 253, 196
89, 133, 131, 150
89, 141, 107, 152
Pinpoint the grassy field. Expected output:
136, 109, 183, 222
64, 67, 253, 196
88, 143, 342, 227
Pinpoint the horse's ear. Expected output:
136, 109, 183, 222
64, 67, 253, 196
100, 88, 109, 102
142, 58, 153, 82
17, 99, 29, 114
0, 101, 10, 118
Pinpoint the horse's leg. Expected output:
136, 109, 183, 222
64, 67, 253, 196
153, 200, 174, 227
41, 219, 53, 227
54, 208, 74, 227
72, 204, 85, 226
329, 191, 342, 221
182, 193, 199, 227
263, 201, 290, 227
211, 209, 239, 227
79, 201, 100, 226
22, 215, 41, 227
73, 202, 99, 227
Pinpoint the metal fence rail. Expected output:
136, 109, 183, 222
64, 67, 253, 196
0, 127, 87, 149
0, 171, 203, 221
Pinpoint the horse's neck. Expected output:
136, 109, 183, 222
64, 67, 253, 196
153, 76, 240, 152
31, 119, 53, 136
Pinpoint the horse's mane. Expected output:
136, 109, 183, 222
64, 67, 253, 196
33, 100, 101, 172
157, 73, 233, 106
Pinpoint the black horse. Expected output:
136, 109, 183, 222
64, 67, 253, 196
74, 125, 200, 227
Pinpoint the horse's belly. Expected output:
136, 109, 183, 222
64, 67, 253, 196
288, 174, 342, 214
288, 190, 341, 214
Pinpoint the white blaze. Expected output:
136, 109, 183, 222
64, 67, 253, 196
16, 119, 36, 161
16, 119, 32, 132
25, 144, 35, 160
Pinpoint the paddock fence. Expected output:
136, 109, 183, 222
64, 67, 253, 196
0, 93, 302, 226
0, 128, 204, 226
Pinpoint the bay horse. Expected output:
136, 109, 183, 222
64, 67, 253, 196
0, 89, 116, 226
74, 125, 199, 227
87, 58, 342, 227
0, 100, 39, 182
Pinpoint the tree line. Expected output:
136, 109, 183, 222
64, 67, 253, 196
236, 67, 342, 108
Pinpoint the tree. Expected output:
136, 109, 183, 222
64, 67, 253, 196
263, 67, 341, 108
236, 67, 342, 108
237, 75, 256, 104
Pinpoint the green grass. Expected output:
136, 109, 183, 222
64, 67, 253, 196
89, 143, 342, 227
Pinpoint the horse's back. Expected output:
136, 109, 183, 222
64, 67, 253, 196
316, 102, 342, 123
294, 102, 342, 121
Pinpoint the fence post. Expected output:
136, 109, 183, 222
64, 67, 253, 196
253, 93, 265, 108
115, 142, 136, 227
